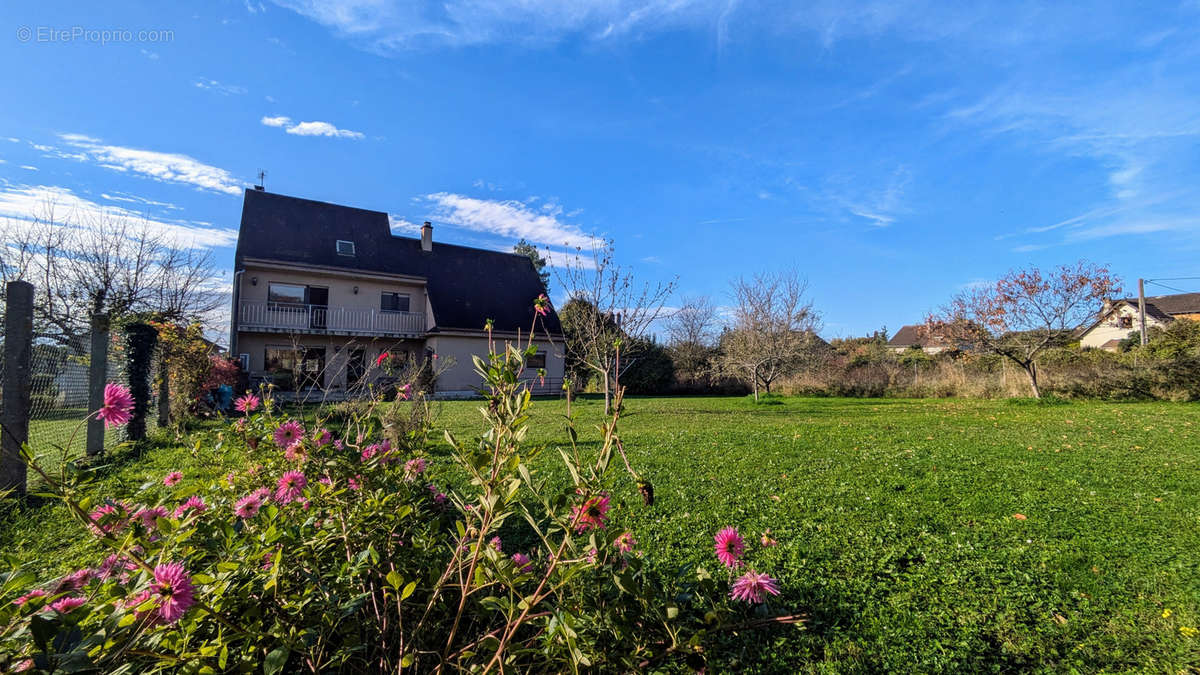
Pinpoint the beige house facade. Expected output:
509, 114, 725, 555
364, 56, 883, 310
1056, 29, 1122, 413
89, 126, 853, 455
230, 189, 564, 397
1078, 293, 1200, 351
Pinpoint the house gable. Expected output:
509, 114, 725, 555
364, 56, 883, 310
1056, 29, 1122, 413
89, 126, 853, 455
234, 189, 561, 335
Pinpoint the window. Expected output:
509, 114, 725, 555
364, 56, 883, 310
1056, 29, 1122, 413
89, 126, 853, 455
1118, 316, 1133, 329
268, 283, 306, 306
381, 292, 411, 313
336, 240, 356, 256
526, 352, 546, 369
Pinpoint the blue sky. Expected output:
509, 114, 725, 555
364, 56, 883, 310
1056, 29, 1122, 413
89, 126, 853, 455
3, 1, 1200, 340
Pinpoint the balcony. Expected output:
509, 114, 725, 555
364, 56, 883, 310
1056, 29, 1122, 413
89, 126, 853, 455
238, 301, 426, 338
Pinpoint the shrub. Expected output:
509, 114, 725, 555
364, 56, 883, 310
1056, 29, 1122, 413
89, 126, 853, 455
3, 308, 797, 672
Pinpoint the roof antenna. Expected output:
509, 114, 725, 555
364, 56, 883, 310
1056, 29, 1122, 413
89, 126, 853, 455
254, 169, 266, 191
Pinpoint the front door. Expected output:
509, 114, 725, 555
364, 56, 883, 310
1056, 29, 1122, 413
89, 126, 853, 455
308, 287, 329, 329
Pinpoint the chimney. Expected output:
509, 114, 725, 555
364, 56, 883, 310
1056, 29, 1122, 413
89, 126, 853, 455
421, 221, 433, 252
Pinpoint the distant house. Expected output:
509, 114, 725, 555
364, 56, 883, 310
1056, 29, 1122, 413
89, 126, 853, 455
229, 189, 563, 397
1078, 292, 1200, 351
886, 324, 953, 354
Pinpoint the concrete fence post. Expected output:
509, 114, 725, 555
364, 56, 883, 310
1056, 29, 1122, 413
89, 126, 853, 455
1, 281, 34, 496
85, 312, 109, 459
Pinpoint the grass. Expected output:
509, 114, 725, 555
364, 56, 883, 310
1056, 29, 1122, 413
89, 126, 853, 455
4, 395, 1200, 672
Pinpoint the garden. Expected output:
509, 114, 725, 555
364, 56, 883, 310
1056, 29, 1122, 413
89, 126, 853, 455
2, 372, 1198, 671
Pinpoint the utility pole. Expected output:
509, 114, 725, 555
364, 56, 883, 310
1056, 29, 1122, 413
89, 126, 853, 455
1138, 278, 1147, 346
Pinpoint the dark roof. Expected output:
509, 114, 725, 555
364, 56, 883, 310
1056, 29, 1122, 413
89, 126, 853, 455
1120, 292, 1200, 316
887, 324, 925, 347
234, 189, 560, 334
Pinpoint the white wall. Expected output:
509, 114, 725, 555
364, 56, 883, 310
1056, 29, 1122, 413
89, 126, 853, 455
427, 334, 565, 392
1080, 304, 1165, 350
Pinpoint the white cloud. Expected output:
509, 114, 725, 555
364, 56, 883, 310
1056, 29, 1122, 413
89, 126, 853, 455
260, 115, 364, 139
419, 192, 596, 249
19, 165, 38, 171
0, 183, 238, 249
100, 191, 183, 211
285, 121, 365, 139
194, 78, 247, 95
140, 48, 159, 60
57, 133, 243, 195
270, 0, 739, 50
388, 214, 422, 234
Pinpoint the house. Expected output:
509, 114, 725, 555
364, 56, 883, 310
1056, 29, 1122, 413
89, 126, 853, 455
1078, 292, 1200, 351
886, 324, 953, 354
229, 189, 564, 397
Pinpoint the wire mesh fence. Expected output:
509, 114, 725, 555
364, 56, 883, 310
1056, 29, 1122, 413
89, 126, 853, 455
20, 332, 161, 475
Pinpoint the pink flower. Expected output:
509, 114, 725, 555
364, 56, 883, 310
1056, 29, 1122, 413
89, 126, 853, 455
318, 476, 333, 486
428, 484, 447, 504
404, 457, 427, 477
136, 506, 170, 529
98, 554, 138, 580
275, 470, 307, 504
13, 589, 46, 606
511, 552, 534, 573
224, 472, 237, 487
489, 536, 503, 551
714, 527, 745, 569
398, 383, 412, 401
376, 351, 390, 367
62, 568, 93, 590
348, 475, 362, 491
316, 429, 332, 446
49, 596, 86, 614
571, 493, 610, 533
234, 493, 264, 518
125, 589, 157, 622
163, 471, 183, 486
273, 420, 305, 449
729, 570, 781, 604
534, 293, 550, 317
151, 563, 195, 623
614, 531, 637, 554
174, 496, 208, 518
96, 383, 134, 428
760, 530, 778, 547
284, 445, 307, 462
234, 393, 260, 414
87, 502, 128, 535
334, 439, 344, 451
361, 444, 380, 462
585, 547, 598, 564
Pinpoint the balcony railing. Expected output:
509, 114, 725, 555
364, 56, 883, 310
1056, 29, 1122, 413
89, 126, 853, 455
238, 301, 426, 337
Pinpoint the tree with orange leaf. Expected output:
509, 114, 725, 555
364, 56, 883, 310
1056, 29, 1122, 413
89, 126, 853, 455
924, 261, 1119, 398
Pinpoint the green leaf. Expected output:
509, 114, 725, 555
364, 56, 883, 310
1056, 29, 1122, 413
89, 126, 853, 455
400, 580, 417, 600
386, 570, 404, 590
264, 647, 289, 675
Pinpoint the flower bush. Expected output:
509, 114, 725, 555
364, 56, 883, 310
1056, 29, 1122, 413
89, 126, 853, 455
1, 304, 797, 672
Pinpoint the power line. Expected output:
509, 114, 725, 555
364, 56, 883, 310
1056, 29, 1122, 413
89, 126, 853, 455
1144, 280, 1193, 294
1146, 276, 1200, 282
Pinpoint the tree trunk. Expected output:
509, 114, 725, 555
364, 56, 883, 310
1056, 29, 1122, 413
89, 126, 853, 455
1022, 361, 1041, 399
751, 365, 759, 401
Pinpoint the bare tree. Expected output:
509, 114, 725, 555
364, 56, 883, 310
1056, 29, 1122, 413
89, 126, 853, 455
0, 201, 224, 354
719, 270, 822, 400
665, 296, 718, 386
556, 240, 677, 413
924, 260, 1119, 398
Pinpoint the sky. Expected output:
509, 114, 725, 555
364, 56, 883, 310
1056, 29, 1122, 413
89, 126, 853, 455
2, 1, 1200, 341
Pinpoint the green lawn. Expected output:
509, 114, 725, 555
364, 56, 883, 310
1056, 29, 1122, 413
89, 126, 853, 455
4, 395, 1200, 672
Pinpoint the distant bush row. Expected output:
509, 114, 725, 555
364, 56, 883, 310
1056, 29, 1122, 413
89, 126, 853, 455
583, 320, 1200, 401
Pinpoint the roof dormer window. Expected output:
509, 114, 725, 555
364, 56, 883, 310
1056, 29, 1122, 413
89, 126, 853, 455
336, 240, 356, 256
